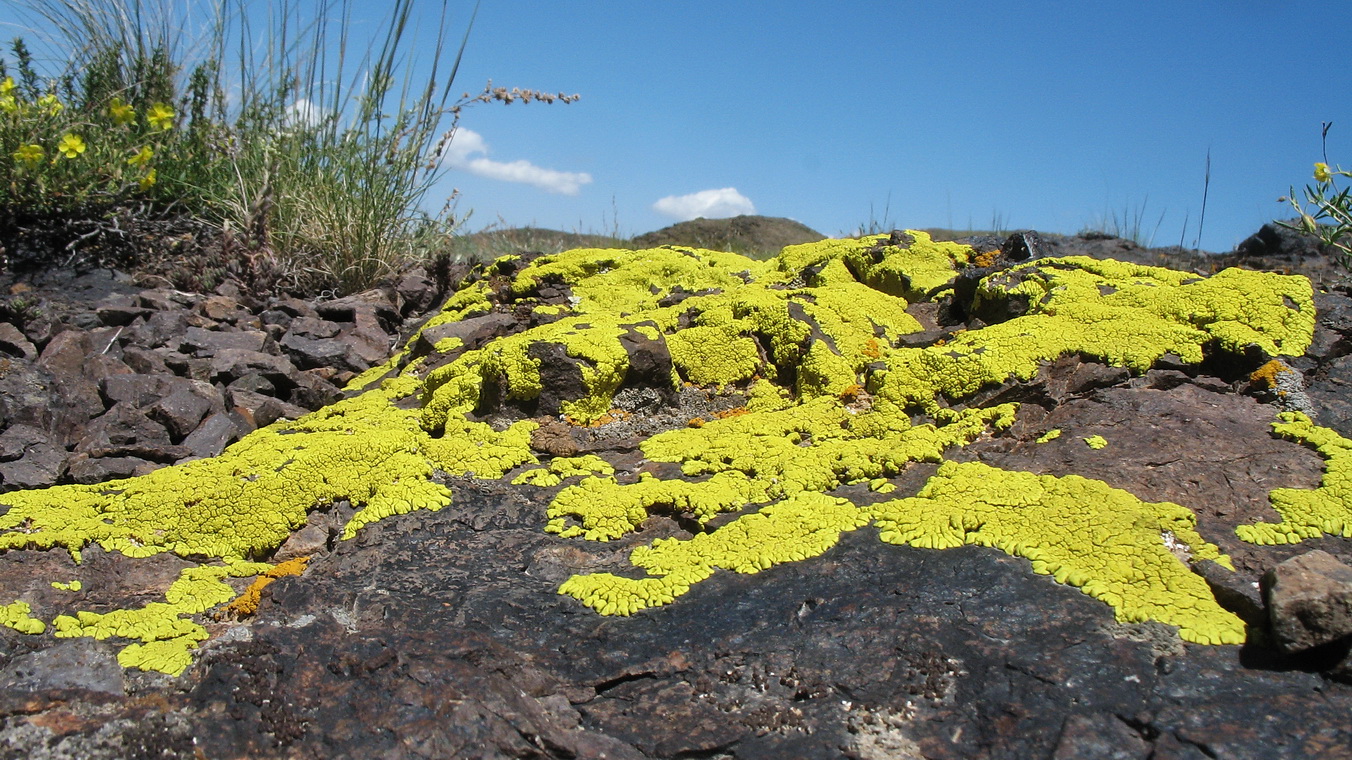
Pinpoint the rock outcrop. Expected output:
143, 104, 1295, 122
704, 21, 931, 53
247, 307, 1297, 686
1, 230, 1351, 758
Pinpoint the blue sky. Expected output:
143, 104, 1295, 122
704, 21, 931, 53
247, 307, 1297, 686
430, 1, 1352, 250
4, 1, 1349, 251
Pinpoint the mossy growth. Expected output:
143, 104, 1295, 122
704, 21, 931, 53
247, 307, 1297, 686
1236, 412, 1352, 545
0, 231, 1326, 674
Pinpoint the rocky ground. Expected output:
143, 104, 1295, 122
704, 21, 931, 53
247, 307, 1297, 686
1, 221, 1351, 759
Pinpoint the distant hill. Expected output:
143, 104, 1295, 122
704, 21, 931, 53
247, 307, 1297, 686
631, 215, 828, 259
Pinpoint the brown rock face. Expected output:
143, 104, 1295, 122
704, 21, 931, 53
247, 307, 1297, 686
1263, 550, 1352, 653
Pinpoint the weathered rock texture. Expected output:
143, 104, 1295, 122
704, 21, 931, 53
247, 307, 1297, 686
1, 229, 1351, 758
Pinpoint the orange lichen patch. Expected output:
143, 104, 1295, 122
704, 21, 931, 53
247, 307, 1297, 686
572, 408, 632, 427
687, 417, 706, 428
223, 556, 310, 618
972, 250, 1001, 268
838, 384, 866, 404
712, 407, 751, 420
862, 338, 885, 360
1250, 359, 1291, 388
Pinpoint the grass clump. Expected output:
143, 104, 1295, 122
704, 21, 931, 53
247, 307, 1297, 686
0, 0, 578, 296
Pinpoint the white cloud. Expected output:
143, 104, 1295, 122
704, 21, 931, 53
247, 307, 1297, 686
443, 127, 592, 195
652, 187, 756, 221
284, 98, 327, 129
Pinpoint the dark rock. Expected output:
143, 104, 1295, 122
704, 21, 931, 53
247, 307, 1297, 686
267, 296, 318, 319
120, 345, 171, 375
178, 326, 270, 356
1049, 712, 1151, 759
1236, 220, 1328, 261
0, 322, 37, 361
226, 373, 276, 396
36, 328, 92, 378
258, 308, 295, 332
198, 294, 246, 322
279, 332, 371, 373
284, 316, 341, 339
227, 389, 309, 428
619, 322, 677, 402
65, 453, 157, 483
1192, 559, 1264, 625
1262, 550, 1352, 653
129, 310, 189, 349
528, 341, 588, 418
136, 288, 198, 312
1306, 353, 1352, 438
395, 269, 438, 316
148, 382, 221, 442
0, 423, 65, 489
0, 359, 56, 431
180, 411, 243, 460
1306, 292, 1352, 362
316, 288, 402, 333
411, 311, 518, 359
208, 349, 297, 387
102, 373, 184, 409
287, 370, 342, 410
82, 354, 133, 389
0, 638, 125, 696
94, 295, 151, 326
1001, 229, 1048, 262
76, 402, 173, 455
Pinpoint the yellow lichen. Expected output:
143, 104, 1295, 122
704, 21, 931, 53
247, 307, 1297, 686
1084, 435, 1108, 449
1, 600, 46, 634
871, 461, 1244, 645
1036, 428, 1062, 443
512, 454, 616, 487
1236, 412, 1352, 545
559, 492, 870, 615
50, 580, 81, 591
52, 561, 270, 676
0, 232, 1325, 671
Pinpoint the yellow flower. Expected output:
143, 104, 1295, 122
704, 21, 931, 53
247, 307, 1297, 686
37, 93, 63, 116
139, 169, 157, 190
56, 133, 86, 158
12, 143, 43, 166
146, 102, 174, 130
0, 77, 13, 95
1315, 162, 1333, 183
0, 94, 15, 113
126, 145, 153, 166
108, 97, 135, 125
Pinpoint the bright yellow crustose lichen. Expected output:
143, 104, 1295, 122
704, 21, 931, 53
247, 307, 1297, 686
50, 580, 81, 591
1236, 412, 1352, 545
1084, 435, 1108, 449
0, 231, 1326, 674
1, 600, 46, 634
512, 454, 617, 487
870, 461, 1244, 645
1036, 429, 1062, 443
559, 491, 870, 616
52, 561, 271, 676
869, 257, 1313, 415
